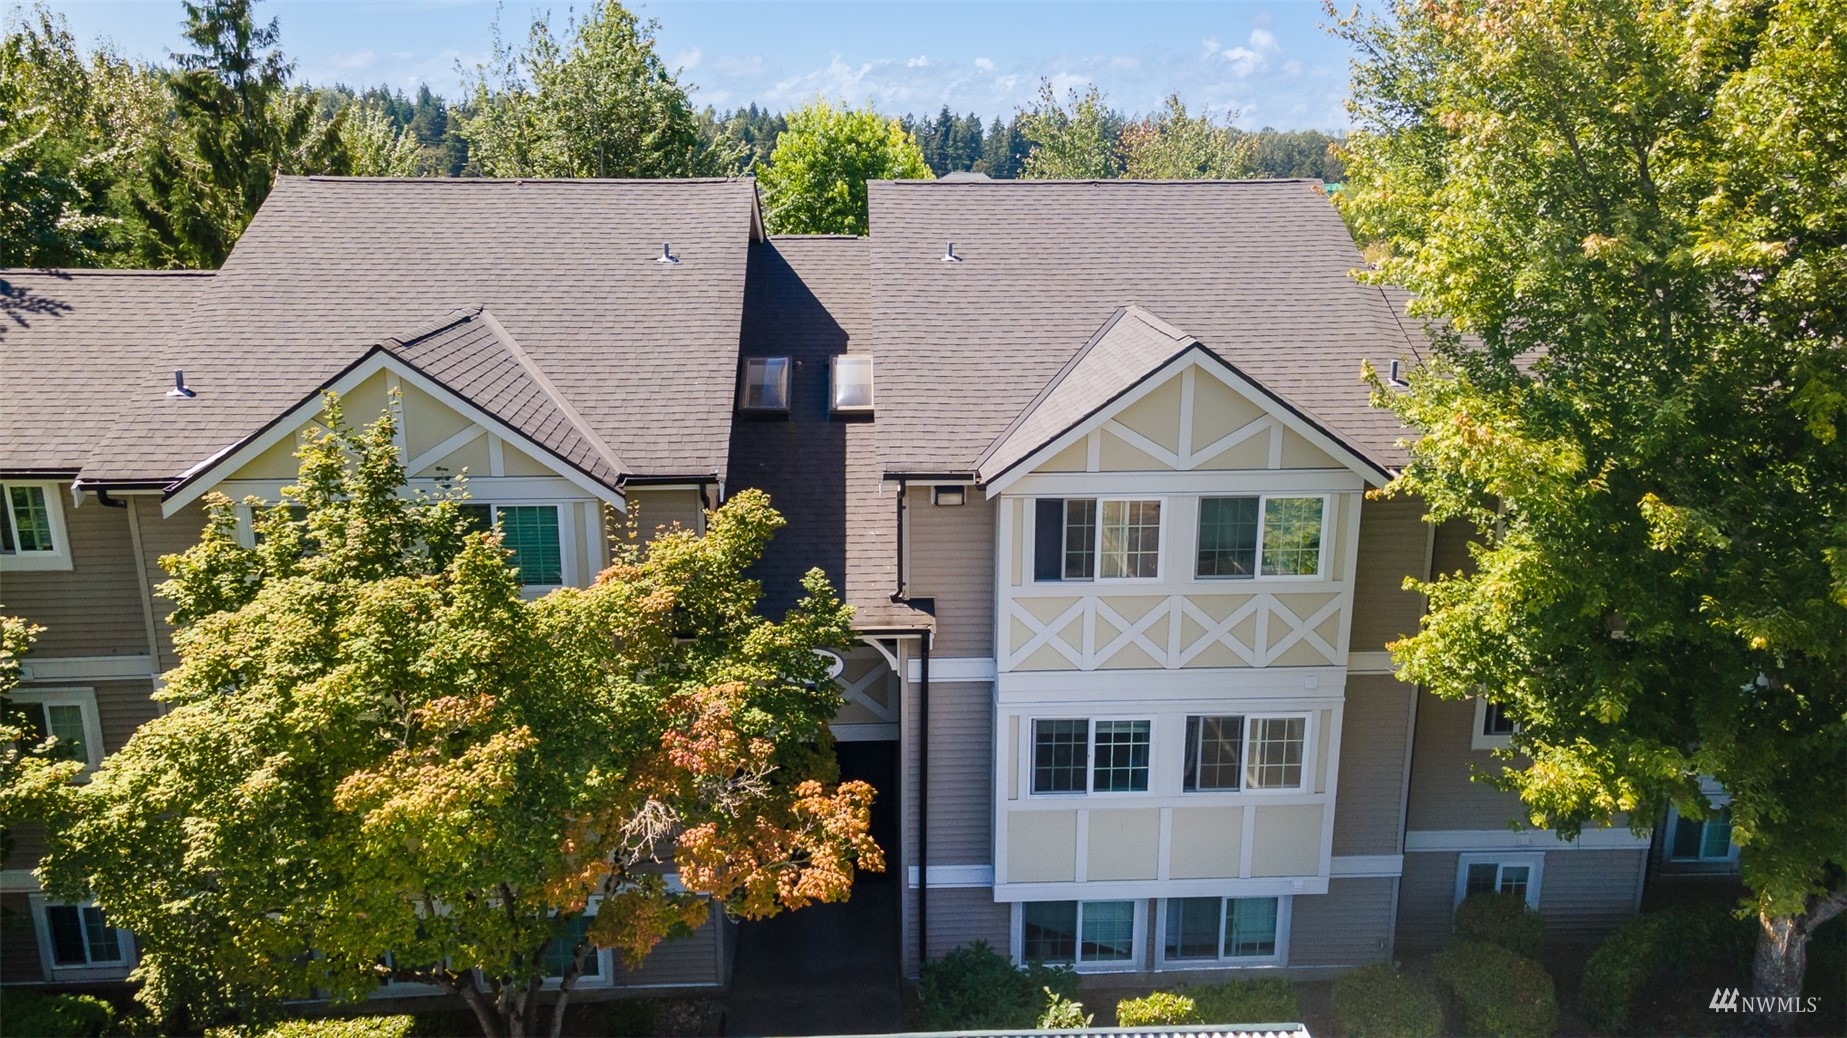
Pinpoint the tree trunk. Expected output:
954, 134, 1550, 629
1750, 890, 1846, 1033
455, 978, 505, 1038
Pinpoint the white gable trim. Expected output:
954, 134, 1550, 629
162, 351, 626, 517
982, 345, 1390, 497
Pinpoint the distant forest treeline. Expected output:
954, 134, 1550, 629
340, 90, 1345, 183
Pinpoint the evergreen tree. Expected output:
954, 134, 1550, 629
975, 113, 1028, 179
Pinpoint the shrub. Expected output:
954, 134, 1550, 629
1579, 905, 1755, 1033
1456, 892, 1546, 959
1190, 976, 1302, 1024
1116, 991, 1200, 1026
1038, 989, 1092, 1030
1433, 941, 1558, 1038
916, 940, 1079, 1030
1332, 963, 1444, 1038
0, 991, 116, 1037
210, 1018, 415, 1038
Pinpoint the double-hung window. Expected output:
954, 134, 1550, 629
461, 504, 564, 586
1472, 698, 1517, 749
1668, 806, 1736, 863
1034, 498, 1161, 581
1021, 900, 1137, 967
1162, 896, 1283, 963
0, 480, 71, 571
1196, 495, 1325, 578
1182, 714, 1307, 792
7, 689, 102, 770
1031, 718, 1151, 794
42, 903, 129, 968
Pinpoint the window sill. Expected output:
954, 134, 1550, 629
0, 553, 73, 572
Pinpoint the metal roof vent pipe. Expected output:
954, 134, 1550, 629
167, 369, 197, 399
656, 242, 679, 264
942, 242, 963, 263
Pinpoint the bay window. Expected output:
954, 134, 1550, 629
1182, 714, 1308, 792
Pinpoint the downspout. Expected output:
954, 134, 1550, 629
892, 478, 908, 601
95, 489, 128, 509
917, 632, 931, 971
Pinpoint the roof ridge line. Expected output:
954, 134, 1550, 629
380, 305, 484, 349
973, 306, 1134, 472
472, 309, 630, 478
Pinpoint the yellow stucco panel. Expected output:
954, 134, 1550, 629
1169, 806, 1243, 879
1249, 804, 1324, 877
1112, 377, 1183, 454
1190, 374, 1268, 446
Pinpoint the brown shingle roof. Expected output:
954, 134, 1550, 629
0, 269, 213, 477
866, 179, 1420, 477
726, 236, 929, 631
77, 176, 759, 483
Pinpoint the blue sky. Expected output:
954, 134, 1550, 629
33, 1, 1358, 130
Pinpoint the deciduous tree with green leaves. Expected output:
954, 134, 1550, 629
1336, 0, 1846, 1021
36, 398, 880, 1038
1019, 81, 1123, 180
756, 99, 932, 235
1117, 94, 1246, 180
461, 0, 734, 179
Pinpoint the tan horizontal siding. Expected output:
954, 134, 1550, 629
915, 680, 994, 865
626, 489, 704, 546
1539, 850, 1645, 939
1289, 878, 1395, 967
0, 892, 43, 983
3, 493, 146, 659
1350, 497, 1428, 652
903, 885, 1010, 976
614, 908, 724, 989
1394, 851, 1460, 953
93, 678, 160, 755
5, 823, 49, 872
904, 488, 994, 657
1405, 690, 1525, 831
1333, 676, 1415, 856
1429, 518, 1476, 579
137, 501, 211, 672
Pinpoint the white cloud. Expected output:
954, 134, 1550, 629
673, 47, 703, 72
907, 54, 930, 68
329, 49, 377, 71
974, 56, 995, 72
1249, 28, 1277, 52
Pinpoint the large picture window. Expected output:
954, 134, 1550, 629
1195, 495, 1325, 579
461, 503, 564, 586
1034, 498, 1160, 581
1022, 900, 1136, 967
1161, 896, 1283, 963
1031, 718, 1151, 794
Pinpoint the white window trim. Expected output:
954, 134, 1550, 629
27, 895, 135, 977
1454, 852, 1544, 911
1662, 802, 1740, 866
10, 687, 105, 771
1012, 898, 1146, 974
1193, 492, 1331, 583
1472, 697, 1517, 751
1154, 895, 1292, 969
1032, 496, 1167, 584
0, 480, 73, 572
1028, 716, 1155, 798
829, 354, 874, 414
1180, 712, 1314, 796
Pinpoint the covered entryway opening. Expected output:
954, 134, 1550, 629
723, 738, 902, 1036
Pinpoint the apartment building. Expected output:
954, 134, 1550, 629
0, 175, 1655, 996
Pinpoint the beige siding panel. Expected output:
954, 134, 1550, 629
613, 910, 724, 989
1, 892, 44, 983
1008, 813, 1077, 883
400, 381, 474, 459
1333, 676, 1415, 856
627, 489, 704, 543
1288, 878, 1395, 967
1086, 810, 1160, 881
1039, 440, 1087, 472
92, 678, 160, 755
1169, 807, 1242, 879
1538, 850, 1645, 939
1250, 805, 1323, 877
3, 494, 147, 659
6, 822, 48, 868
1405, 690, 1525, 831
922, 680, 994, 864
1350, 497, 1428, 652
1395, 851, 1461, 953
138, 501, 212, 672
1279, 428, 1340, 470
1430, 519, 1476, 578
905, 488, 994, 657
